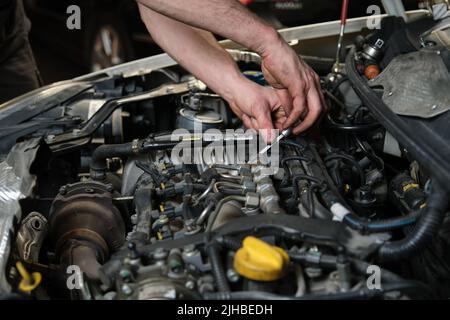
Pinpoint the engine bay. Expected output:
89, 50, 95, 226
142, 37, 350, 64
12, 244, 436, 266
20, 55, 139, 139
1, 13, 450, 300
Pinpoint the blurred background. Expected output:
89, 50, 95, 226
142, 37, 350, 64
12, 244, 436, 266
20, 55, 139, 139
23, 0, 419, 84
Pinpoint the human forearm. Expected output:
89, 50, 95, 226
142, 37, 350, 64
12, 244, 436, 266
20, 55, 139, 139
139, 5, 247, 103
139, 5, 285, 137
136, 0, 280, 55
137, 1, 324, 135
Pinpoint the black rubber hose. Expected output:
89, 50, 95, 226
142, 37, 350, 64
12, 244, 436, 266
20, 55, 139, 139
325, 115, 381, 133
289, 252, 338, 269
206, 243, 230, 292
325, 154, 365, 186
309, 145, 349, 207
343, 211, 422, 233
354, 136, 384, 170
330, 75, 349, 94
280, 140, 307, 152
90, 142, 137, 181
141, 140, 180, 150
291, 174, 325, 200
90, 140, 181, 181
378, 183, 449, 262
299, 189, 332, 220
281, 156, 311, 167
216, 236, 242, 251
351, 259, 405, 283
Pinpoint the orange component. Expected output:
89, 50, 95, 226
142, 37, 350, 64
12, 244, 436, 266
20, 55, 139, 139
365, 64, 380, 79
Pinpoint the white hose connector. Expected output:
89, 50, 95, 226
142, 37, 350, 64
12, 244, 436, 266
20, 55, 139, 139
330, 203, 351, 222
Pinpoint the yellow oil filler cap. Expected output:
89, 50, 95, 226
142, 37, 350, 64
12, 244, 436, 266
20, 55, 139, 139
234, 237, 290, 282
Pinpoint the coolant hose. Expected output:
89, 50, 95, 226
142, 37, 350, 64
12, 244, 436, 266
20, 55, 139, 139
90, 139, 179, 180
215, 235, 243, 251
343, 211, 422, 233
90, 141, 138, 180
378, 183, 449, 262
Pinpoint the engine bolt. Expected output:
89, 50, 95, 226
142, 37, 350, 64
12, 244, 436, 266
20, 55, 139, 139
85, 188, 95, 194
185, 280, 195, 290
127, 242, 140, 260
119, 269, 131, 281
121, 284, 133, 296
59, 186, 67, 195
226, 269, 240, 283
46, 135, 56, 143
183, 244, 197, 257
103, 292, 117, 300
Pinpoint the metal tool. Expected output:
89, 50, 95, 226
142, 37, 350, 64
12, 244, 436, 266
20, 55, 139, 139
333, 0, 350, 73
259, 127, 293, 155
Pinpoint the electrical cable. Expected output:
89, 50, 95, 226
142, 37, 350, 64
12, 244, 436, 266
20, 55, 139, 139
325, 154, 365, 186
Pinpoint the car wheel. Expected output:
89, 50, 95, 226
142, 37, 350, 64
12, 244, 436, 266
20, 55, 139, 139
87, 16, 134, 72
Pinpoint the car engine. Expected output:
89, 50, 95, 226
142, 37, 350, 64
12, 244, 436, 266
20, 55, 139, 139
1, 12, 450, 300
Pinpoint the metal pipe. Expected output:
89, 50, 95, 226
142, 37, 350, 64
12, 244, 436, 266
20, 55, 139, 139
195, 179, 216, 204
334, 0, 350, 72
213, 181, 244, 194
196, 202, 215, 226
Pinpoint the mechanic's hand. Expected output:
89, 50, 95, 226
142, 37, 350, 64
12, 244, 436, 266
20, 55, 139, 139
225, 77, 284, 143
260, 37, 324, 135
